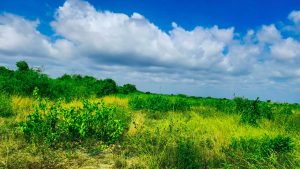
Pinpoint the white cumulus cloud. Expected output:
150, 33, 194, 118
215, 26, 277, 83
288, 10, 300, 24
1, 0, 300, 102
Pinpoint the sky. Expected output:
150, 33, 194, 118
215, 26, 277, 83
0, 0, 300, 103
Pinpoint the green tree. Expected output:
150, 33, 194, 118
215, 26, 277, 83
97, 78, 118, 97
16, 61, 29, 71
119, 83, 137, 94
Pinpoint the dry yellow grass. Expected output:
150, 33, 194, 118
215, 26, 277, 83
127, 112, 145, 136
10, 95, 129, 116
60, 96, 128, 109
11, 96, 35, 122
100, 96, 128, 108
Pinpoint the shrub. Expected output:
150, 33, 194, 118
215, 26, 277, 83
210, 99, 236, 113
258, 101, 273, 120
97, 78, 118, 97
19, 97, 129, 147
0, 92, 13, 117
145, 95, 172, 112
129, 95, 191, 113
118, 84, 137, 94
234, 97, 273, 126
273, 104, 294, 126
172, 97, 191, 112
16, 60, 29, 71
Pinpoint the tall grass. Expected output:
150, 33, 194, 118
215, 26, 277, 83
1, 93, 299, 168
119, 108, 299, 168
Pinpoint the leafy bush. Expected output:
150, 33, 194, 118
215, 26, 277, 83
16, 60, 29, 71
145, 95, 173, 112
273, 104, 294, 127
189, 97, 236, 114
0, 92, 13, 117
97, 78, 118, 97
173, 97, 191, 112
259, 101, 273, 120
234, 97, 273, 126
19, 96, 129, 146
129, 95, 191, 113
118, 84, 137, 94
0, 61, 138, 100
209, 98, 236, 113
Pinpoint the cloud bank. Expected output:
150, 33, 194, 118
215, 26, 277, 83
1, 0, 300, 102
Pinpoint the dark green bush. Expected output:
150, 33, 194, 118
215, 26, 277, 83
234, 97, 259, 126
258, 101, 273, 120
273, 104, 294, 127
97, 78, 118, 97
189, 97, 236, 113
118, 84, 137, 94
234, 97, 273, 126
0, 92, 13, 117
146, 95, 172, 112
0, 61, 137, 100
16, 60, 29, 71
19, 97, 129, 146
210, 99, 236, 113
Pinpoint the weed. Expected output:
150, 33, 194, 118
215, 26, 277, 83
19, 95, 130, 147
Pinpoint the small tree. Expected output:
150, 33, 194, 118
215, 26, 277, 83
234, 97, 261, 126
119, 84, 137, 94
97, 79, 118, 97
16, 60, 29, 71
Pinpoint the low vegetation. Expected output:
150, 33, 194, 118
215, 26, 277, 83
0, 92, 13, 117
19, 89, 130, 147
0, 61, 299, 168
129, 94, 191, 112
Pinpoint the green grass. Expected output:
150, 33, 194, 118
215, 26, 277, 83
0, 93, 299, 168
119, 109, 299, 168
0, 92, 13, 117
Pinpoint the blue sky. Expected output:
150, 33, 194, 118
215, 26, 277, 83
1, 0, 299, 34
0, 0, 300, 102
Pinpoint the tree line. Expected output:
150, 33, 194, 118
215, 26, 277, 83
0, 61, 137, 100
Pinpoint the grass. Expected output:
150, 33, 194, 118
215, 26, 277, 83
0, 93, 13, 117
0, 94, 299, 168
120, 110, 298, 168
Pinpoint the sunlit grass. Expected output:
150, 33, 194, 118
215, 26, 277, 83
1, 95, 299, 168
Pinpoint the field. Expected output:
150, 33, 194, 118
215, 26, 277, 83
0, 93, 299, 168
0, 62, 300, 168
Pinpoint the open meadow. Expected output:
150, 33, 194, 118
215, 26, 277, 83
1, 0, 300, 168
0, 83, 300, 168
